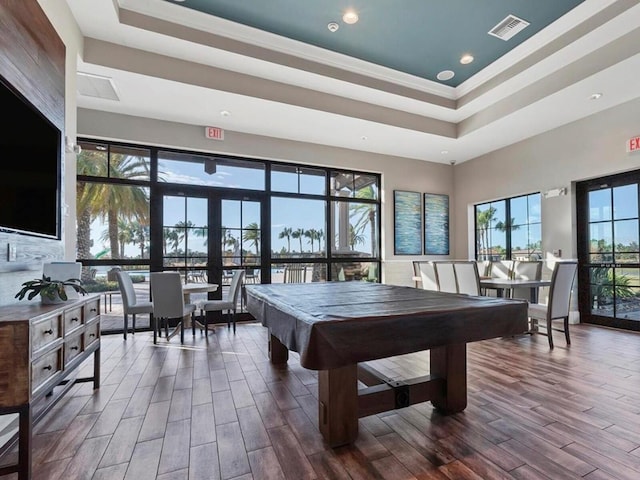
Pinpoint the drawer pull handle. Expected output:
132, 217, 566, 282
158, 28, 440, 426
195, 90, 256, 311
43, 329, 53, 335
71, 346, 79, 351
71, 317, 79, 322
90, 308, 97, 313
89, 333, 96, 337
43, 365, 52, 371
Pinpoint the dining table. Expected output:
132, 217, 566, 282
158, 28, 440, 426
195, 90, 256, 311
246, 282, 528, 447
479, 278, 551, 303
166, 282, 219, 339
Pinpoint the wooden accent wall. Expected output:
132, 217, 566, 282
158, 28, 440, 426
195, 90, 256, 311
0, 1, 65, 283
0, 0, 65, 131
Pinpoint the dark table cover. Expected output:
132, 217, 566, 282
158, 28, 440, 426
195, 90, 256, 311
246, 282, 528, 370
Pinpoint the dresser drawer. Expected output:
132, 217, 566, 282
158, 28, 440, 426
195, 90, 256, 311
85, 320, 100, 348
64, 306, 83, 335
84, 298, 100, 322
32, 348, 62, 394
64, 333, 83, 366
32, 314, 62, 354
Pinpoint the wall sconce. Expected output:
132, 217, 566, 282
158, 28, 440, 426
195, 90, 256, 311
65, 136, 82, 154
543, 187, 567, 199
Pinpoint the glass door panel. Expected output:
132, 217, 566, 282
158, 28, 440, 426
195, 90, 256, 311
579, 176, 640, 329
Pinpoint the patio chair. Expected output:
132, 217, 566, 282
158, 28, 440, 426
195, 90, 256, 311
528, 261, 577, 349
284, 264, 307, 283
116, 271, 153, 340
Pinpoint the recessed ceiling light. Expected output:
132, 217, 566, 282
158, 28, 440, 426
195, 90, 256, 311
171, 0, 186, 2
220, 110, 231, 117
460, 54, 474, 65
327, 22, 339, 32
436, 70, 455, 81
343, 11, 359, 24
441, 150, 449, 155
361, 135, 368, 141
590, 93, 603, 100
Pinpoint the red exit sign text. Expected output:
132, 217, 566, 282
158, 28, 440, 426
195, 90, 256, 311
628, 136, 640, 153
205, 126, 224, 141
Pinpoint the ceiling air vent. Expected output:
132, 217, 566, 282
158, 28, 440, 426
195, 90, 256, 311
488, 14, 530, 41
77, 72, 119, 101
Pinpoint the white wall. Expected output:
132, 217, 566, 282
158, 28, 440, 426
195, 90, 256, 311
453, 96, 640, 264
78, 109, 454, 286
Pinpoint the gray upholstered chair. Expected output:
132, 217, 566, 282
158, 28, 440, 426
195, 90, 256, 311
150, 272, 196, 344
452, 261, 481, 296
528, 261, 577, 348
116, 271, 153, 340
434, 262, 457, 293
199, 269, 245, 333
412, 261, 439, 291
511, 260, 543, 300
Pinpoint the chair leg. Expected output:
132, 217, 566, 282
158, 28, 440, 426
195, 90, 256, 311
165, 319, 169, 340
123, 313, 128, 340
192, 312, 196, 336
132, 314, 136, 335
202, 310, 208, 336
153, 316, 157, 344
180, 318, 185, 344
547, 317, 554, 349
564, 316, 571, 345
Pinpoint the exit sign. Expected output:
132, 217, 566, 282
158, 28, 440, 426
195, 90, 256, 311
628, 135, 640, 153
205, 126, 224, 141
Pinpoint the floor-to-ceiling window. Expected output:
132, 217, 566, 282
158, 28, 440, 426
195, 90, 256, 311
76, 140, 381, 333
474, 192, 542, 261
577, 171, 640, 331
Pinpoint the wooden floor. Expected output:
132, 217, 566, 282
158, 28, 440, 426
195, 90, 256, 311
5, 322, 640, 479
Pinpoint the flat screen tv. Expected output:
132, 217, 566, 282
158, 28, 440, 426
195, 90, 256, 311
0, 76, 62, 239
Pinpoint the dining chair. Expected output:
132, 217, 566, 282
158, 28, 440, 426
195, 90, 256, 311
511, 260, 543, 300
453, 261, 481, 296
434, 262, 457, 293
150, 272, 196, 344
412, 261, 439, 291
245, 268, 259, 283
527, 261, 578, 349
116, 271, 154, 340
199, 270, 245, 333
489, 260, 513, 279
284, 264, 307, 283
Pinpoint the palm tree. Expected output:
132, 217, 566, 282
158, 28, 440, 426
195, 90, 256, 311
350, 185, 378, 255
476, 207, 496, 260
304, 229, 316, 252
291, 228, 305, 252
349, 225, 365, 250
76, 149, 150, 260
278, 227, 293, 253
243, 222, 260, 256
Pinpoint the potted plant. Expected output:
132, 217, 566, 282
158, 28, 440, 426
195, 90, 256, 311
15, 275, 87, 304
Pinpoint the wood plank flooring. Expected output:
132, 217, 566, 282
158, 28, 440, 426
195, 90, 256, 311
4, 322, 640, 479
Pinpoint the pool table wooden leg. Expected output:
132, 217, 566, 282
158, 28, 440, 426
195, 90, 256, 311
268, 333, 289, 364
318, 364, 358, 447
430, 343, 467, 414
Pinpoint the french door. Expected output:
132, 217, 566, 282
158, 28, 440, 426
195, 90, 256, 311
577, 170, 640, 331
154, 186, 265, 319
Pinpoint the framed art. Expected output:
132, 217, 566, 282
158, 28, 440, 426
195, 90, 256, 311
424, 193, 449, 255
394, 190, 422, 255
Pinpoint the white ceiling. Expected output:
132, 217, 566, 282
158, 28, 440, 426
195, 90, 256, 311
66, 0, 640, 164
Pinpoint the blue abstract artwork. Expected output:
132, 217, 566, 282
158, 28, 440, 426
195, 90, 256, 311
394, 191, 422, 255
424, 193, 449, 255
